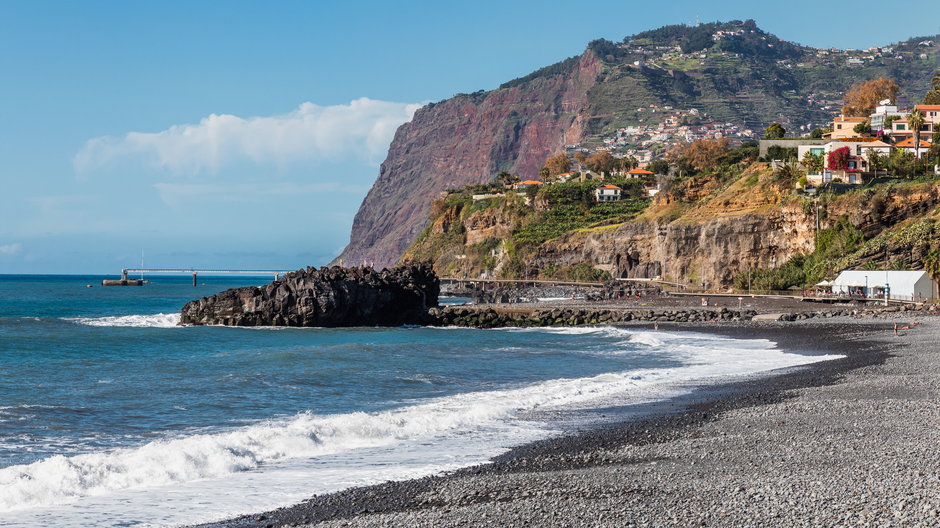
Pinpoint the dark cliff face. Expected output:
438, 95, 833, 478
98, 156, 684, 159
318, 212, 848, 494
333, 51, 602, 268
179, 264, 439, 327
334, 23, 940, 269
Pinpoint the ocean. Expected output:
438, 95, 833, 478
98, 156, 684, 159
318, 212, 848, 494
0, 274, 841, 527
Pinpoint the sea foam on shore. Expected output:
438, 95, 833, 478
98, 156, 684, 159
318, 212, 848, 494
0, 327, 841, 528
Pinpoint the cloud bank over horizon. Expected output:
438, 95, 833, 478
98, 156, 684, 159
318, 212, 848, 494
74, 98, 423, 176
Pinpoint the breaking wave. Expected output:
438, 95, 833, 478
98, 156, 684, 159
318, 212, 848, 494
65, 313, 181, 328
0, 328, 841, 513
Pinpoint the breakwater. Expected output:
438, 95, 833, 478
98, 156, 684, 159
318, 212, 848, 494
428, 303, 938, 328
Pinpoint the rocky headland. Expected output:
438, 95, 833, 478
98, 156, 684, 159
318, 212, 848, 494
179, 264, 439, 327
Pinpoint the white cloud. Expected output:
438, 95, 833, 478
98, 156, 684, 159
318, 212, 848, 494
74, 98, 423, 176
152, 181, 371, 208
0, 243, 22, 256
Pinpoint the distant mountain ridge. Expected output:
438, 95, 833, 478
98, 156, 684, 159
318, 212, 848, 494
335, 21, 940, 268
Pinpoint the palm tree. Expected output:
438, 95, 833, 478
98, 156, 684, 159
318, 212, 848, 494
908, 108, 925, 161
924, 248, 940, 282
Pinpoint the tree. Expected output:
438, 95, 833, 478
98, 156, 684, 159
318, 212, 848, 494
841, 78, 899, 117
572, 152, 587, 165
764, 122, 786, 139
887, 149, 917, 179
648, 159, 669, 175
543, 154, 571, 176
908, 108, 926, 159
801, 151, 824, 173
925, 248, 940, 281
766, 145, 797, 161
853, 120, 872, 136
809, 128, 825, 139
867, 150, 887, 174
827, 146, 851, 171
925, 69, 940, 104
666, 138, 731, 173
618, 156, 639, 171
538, 166, 550, 180
585, 151, 617, 174
496, 171, 518, 186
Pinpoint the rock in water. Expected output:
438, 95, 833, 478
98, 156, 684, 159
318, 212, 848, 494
179, 264, 439, 327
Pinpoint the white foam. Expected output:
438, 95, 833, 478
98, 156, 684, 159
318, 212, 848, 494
66, 313, 181, 328
0, 327, 843, 527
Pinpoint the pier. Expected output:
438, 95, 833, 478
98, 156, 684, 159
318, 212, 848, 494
106, 268, 294, 286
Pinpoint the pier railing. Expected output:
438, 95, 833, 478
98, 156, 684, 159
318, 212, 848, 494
121, 268, 294, 286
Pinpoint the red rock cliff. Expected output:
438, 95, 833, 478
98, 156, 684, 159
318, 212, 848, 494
334, 51, 601, 268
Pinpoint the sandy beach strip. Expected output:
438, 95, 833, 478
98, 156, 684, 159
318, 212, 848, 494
201, 316, 939, 527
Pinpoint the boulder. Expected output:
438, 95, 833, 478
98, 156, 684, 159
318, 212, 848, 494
180, 263, 439, 327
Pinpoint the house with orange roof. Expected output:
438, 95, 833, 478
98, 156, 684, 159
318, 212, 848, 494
894, 137, 934, 158
916, 104, 940, 124
887, 106, 936, 143
625, 167, 655, 179
594, 184, 623, 202
512, 180, 544, 190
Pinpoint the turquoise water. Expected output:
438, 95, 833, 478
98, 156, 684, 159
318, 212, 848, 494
0, 274, 838, 527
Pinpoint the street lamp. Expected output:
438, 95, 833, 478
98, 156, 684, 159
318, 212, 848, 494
884, 269, 890, 306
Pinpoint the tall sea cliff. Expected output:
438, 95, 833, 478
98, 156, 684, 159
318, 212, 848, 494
335, 21, 940, 270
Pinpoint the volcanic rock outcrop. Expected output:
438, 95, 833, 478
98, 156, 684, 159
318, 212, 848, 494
180, 264, 439, 327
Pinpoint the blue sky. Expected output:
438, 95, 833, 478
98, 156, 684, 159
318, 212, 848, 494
2, 0, 939, 274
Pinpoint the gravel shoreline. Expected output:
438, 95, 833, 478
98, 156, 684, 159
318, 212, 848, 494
199, 316, 938, 527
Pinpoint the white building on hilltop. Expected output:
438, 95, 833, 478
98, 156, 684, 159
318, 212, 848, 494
830, 270, 938, 301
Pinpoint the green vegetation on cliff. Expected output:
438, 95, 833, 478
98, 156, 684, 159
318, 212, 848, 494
407, 138, 940, 287
405, 177, 650, 279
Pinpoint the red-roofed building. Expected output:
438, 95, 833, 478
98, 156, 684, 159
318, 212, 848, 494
888, 106, 936, 143
626, 167, 654, 179
894, 137, 933, 158
512, 180, 544, 190
594, 184, 623, 202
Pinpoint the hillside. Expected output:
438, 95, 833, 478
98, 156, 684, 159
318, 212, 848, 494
404, 160, 940, 289
335, 21, 940, 268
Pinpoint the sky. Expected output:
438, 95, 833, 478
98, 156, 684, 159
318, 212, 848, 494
2, 0, 939, 274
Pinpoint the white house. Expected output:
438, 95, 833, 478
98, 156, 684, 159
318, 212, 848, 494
797, 139, 891, 184
594, 184, 622, 202
869, 101, 906, 132
830, 270, 938, 301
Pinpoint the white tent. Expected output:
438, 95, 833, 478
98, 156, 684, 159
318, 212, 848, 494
831, 270, 938, 301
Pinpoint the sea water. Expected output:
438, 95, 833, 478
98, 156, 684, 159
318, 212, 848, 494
0, 275, 841, 527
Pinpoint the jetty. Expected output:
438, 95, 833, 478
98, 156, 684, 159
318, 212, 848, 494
104, 268, 293, 286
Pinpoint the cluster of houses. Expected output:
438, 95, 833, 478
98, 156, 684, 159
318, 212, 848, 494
576, 106, 757, 164
770, 102, 940, 185
497, 168, 660, 204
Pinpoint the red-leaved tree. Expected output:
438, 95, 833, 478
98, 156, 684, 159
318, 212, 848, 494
827, 147, 851, 170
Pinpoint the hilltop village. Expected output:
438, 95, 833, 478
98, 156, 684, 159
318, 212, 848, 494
534, 75, 940, 199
